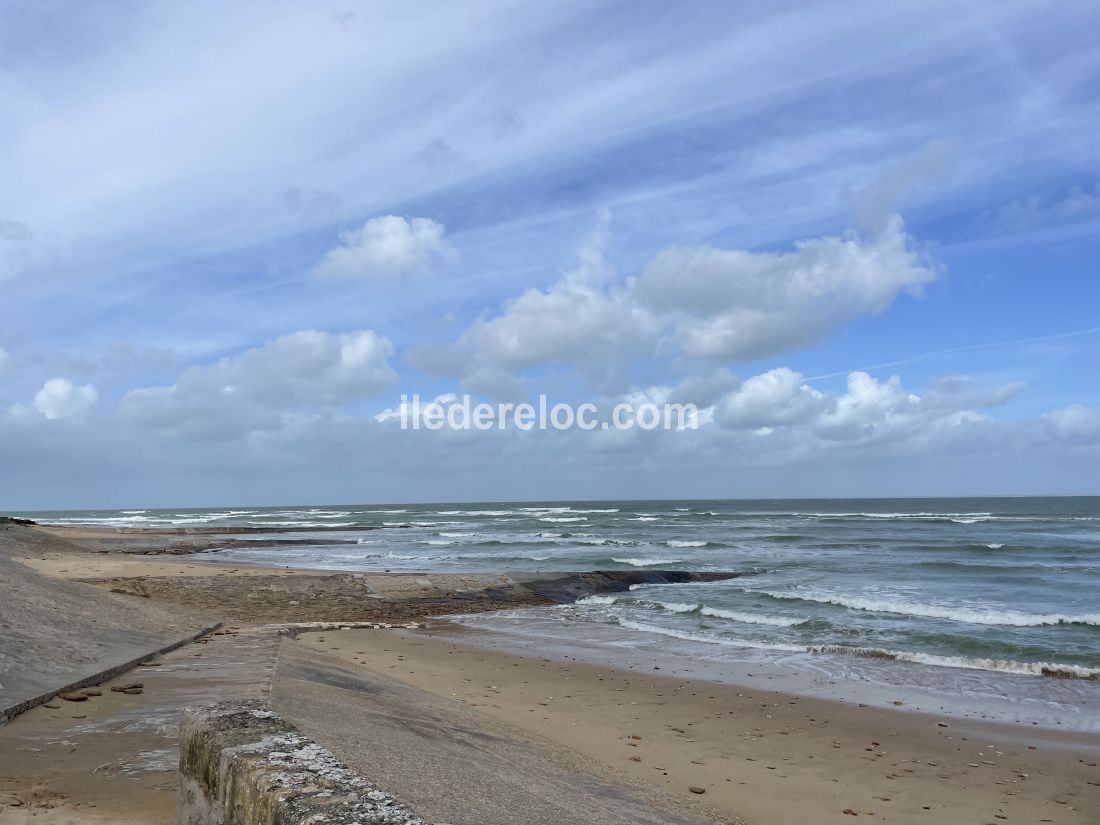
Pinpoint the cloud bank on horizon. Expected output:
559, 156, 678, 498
0, 0, 1098, 508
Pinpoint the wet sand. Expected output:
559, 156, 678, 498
301, 625, 1100, 825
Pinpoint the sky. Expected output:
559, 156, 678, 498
1, 0, 1099, 510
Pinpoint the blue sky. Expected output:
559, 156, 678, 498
1, 0, 1098, 509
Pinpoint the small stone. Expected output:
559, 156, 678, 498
843, 809, 859, 816
688, 786, 706, 794
82, 689, 102, 697
60, 692, 88, 702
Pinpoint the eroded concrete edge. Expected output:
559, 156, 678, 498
177, 698, 429, 825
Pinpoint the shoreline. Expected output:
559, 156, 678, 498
17, 521, 1100, 723
3, 521, 1099, 823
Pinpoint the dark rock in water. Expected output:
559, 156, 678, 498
515, 570, 750, 604
0, 517, 36, 526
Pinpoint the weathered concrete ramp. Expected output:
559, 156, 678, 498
0, 550, 217, 722
271, 640, 717, 825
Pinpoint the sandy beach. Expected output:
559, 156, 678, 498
2, 520, 1098, 824
298, 624, 1099, 825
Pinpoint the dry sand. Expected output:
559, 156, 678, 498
20, 545, 309, 580
300, 625, 1100, 825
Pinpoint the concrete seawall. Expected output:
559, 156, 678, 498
0, 526, 223, 724
177, 699, 427, 825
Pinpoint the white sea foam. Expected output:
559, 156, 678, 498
809, 645, 1100, 680
667, 540, 707, 547
614, 621, 1100, 679
611, 557, 684, 567
699, 606, 806, 627
540, 516, 587, 522
576, 595, 619, 605
616, 619, 804, 651
761, 590, 1100, 627
650, 600, 697, 613
519, 507, 619, 514
629, 516, 660, 521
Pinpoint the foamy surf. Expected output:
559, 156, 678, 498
756, 590, 1100, 627
612, 621, 1100, 680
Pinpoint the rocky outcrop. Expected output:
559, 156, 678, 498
511, 569, 747, 604
177, 699, 426, 825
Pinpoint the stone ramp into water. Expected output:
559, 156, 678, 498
0, 527, 219, 722
271, 639, 722, 825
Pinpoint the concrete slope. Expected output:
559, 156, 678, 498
0, 527, 218, 721
272, 640, 721, 825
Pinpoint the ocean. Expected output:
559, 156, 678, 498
24, 496, 1100, 729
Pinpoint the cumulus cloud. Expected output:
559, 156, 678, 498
637, 216, 936, 360
33, 378, 98, 420
312, 216, 457, 280
708, 369, 1026, 458
121, 330, 395, 437
1042, 404, 1100, 445
422, 214, 937, 386
714, 368, 828, 429
411, 214, 657, 393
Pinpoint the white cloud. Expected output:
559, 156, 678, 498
636, 216, 936, 360
33, 378, 98, 420
1042, 404, 1100, 445
423, 214, 937, 386
714, 368, 827, 429
121, 330, 395, 437
0, 346, 10, 378
312, 216, 457, 280
707, 369, 1027, 459
412, 214, 658, 392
